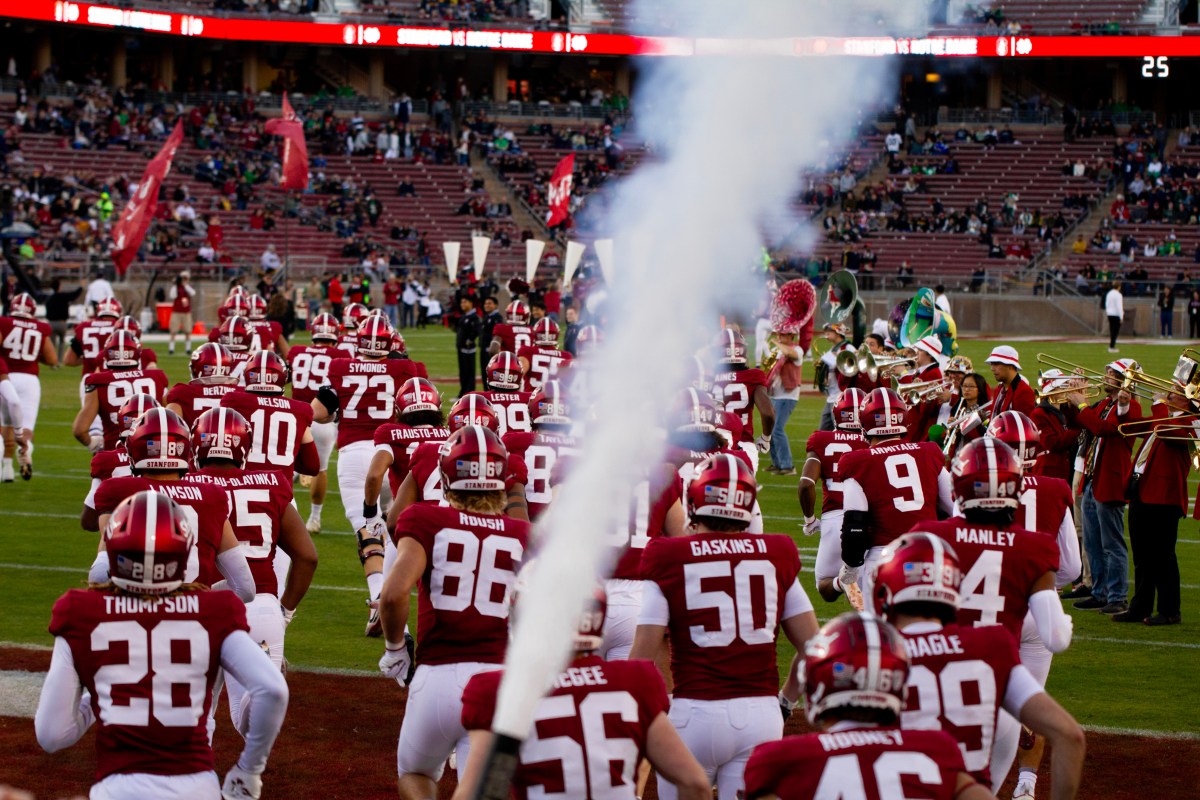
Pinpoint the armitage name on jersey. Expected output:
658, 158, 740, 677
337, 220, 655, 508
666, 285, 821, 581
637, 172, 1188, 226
954, 527, 1016, 547
690, 537, 767, 557
818, 729, 905, 751
104, 594, 201, 615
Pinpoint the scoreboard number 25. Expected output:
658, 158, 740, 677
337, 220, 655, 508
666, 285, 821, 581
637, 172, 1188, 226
1142, 56, 1169, 78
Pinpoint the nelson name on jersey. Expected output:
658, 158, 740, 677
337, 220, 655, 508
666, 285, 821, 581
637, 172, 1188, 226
103, 594, 202, 615
689, 537, 768, 557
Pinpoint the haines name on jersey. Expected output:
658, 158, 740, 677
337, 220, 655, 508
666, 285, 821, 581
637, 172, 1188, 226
552, 664, 608, 689
954, 527, 1016, 548
690, 537, 767, 557
103, 593, 202, 615
904, 632, 965, 658
818, 729, 906, 752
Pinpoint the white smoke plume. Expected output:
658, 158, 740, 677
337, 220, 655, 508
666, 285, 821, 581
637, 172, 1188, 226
491, 0, 922, 740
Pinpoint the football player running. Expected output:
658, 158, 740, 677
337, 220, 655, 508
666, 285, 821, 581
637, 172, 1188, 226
73, 331, 169, 454
502, 380, 580, 521
36, 491, 288, 800
245, 294, 289, 356
86, 408, 256, 605
0, 355, 31, 479
286, 311, 342, 532
165, 343, 241, 427
798, 387, 870, 601
630, 454, 819, 800
0, 292, 56, 481
870, 533, 1085, 800
710, 328, 775, 473
516, 317, 573, 392
63, 295, 122, 452
487, 299, 534, 356
838, 387, 954, 605
81, 393, 158, 519
454, 579, 711, 800
743, 612, 996, 800
377, 426, 529, 800
479, 351, 533, 436
184, 407, 317, 731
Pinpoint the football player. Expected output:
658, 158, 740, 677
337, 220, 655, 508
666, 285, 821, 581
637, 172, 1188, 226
838, 387, 953, 605
503, 380, 580, 521
631, 454, 819, 800
86, 408, 256, 605
246, 293, 289, 355
743, 612, 995, 800
72, 331, 169, 454
0, 292, 56, 481
335, 302, 370, 356
710, 328, 774, 472
221, 350, 319, 475
165, 343, 240, 427
311, 314, 427, 616
81, 392, 158, 520
455, 580, 711, 800
517, 317, 573, 392
0, 355, 31, 479
487, 299, 534, 356
377, 426, 529, 800
287, 311, 342, 532
214, 316, 258, 376
63, 296, 122, 448
799, 387, 870, 602
360, 377, 449, 636
36, 491, 288, 800
870, 533, 1085, 799
184, 407, 317, 731
478, 351, 533, 436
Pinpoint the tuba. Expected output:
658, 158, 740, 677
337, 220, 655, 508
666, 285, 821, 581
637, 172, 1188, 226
763, 279, 817, 371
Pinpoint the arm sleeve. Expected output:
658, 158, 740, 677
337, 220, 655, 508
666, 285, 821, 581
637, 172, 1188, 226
88, 551, 111, 585
1028, 589, 1074, 653
1001, 664, 1045, 717
1054, 508, 1082, 590
296, 439, 319, 476
936, 468, 954, 514
34, 637, 94, 753
637, 580, 670, 626
841, 478, 867, 512
217, 548, 257, 602
0, 379, 24, 430
781, 578, 815, 619
220, 630, 289, 774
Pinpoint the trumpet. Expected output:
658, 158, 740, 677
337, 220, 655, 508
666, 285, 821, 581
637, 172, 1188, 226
1035, 381, 1101, 404
836, 345, 916, 382
899, 377, 954, 404
942, 400, 993, 456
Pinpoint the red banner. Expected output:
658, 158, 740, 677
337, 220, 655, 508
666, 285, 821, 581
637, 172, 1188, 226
110, 120, 183, 276
546, 154, 575, 227
264, 94, 309, 191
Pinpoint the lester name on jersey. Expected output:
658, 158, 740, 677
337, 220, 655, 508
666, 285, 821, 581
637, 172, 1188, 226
48, 588, 249, 781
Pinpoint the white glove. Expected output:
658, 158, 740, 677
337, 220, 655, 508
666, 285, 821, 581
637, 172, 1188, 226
88, 434, 104, 454
222, 764, 263, 800
803, 515, 820, 536
282, 606, 296, 628
755, 433, 771, 454
379, 640, 413, 687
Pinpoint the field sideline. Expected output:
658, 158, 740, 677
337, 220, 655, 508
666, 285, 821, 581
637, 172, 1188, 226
1, 327, 1197, 740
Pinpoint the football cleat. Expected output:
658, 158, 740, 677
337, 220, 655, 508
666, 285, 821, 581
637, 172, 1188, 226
18, 448, 31, 480
1012, 779, 1035, 800
305, 511, 321, 534
365, 596, 382, 638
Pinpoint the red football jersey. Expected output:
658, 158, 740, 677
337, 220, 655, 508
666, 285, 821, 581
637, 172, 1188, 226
461, 656, 668, 799
840, 441, 947, 548
394, 503, 528, 666
1016, 474, 1073, 536
900, 622, 1022, 784
516, 345, 574, 392
639, 532, 802, 700
805, 429, 871, 514
0, 355, 7, 374
164, 381, 237, 428
48, 588, 248, 781
492, 322, 533, 354
405, 440, 528, 507
712, 367, 767, 441
0, 316, 51, 375
182, 468, 294, 595
249, 320, 282, 352
221, 389, 315, 472
644, 446, 753, 543
90, 447, 131, 482
286, 343, 338, 404
479, 390, 532, 436
325, 358, 427, 448
94, 477, 230, 586
919, 518, 1060, 641
334, 333, 358, 357
503, 430, 583, 520
374, 423, 450, 494
718, 409, 744, 445
73, 318, 116, 375
745, 728, 968, 800
550, 454, 654, 581
84, 369, 171, 450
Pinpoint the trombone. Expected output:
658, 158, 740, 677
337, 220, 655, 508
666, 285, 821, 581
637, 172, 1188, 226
1035, 353, 1125, 390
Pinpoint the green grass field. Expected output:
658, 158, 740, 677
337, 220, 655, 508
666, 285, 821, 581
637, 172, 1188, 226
2, 330, 1197, 735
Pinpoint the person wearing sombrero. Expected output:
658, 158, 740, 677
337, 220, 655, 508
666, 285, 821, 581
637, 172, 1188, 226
986, 345, 1036, 417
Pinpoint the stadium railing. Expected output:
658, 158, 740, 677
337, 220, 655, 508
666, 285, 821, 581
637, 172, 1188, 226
937, 107, 1158, 126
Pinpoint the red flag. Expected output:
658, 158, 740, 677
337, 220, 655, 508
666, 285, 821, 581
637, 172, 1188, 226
110, 121, 184, 277
265, 94, 309, 191
545, 153, 575, 227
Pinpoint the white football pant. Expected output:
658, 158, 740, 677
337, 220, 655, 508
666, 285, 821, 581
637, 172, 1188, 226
990, 611, 1054, 792
601, 579, 643, 660
336, 441, 374, 531
396, 661, 495, 781
657, 696, 783, 800
225, 594, 286, 737
813, 510, 845, 584
311, 420, 336, 471
5, 372, 42, 432
89, 770, 220, 800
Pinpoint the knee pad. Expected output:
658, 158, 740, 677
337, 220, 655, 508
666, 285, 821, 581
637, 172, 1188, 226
356, 522, 387, 564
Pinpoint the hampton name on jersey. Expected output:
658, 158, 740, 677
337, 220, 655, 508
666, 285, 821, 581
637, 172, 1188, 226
806, 429, 871, 514
393, 503, 529, 666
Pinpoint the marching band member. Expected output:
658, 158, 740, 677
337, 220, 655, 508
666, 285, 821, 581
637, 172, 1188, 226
901, 335, 947, 442
986, 345, 1036, 416
1030, 369, 1083, 482
817, 323, 854, 431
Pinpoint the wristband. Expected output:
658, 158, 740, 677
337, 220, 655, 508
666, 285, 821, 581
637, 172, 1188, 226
363, 503, 379, 520
1077, 402, 1088, 411
778, 692, 796, 712
831, 576, 844, 594
804, 515, 815, 525
384, 640, 404, 651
